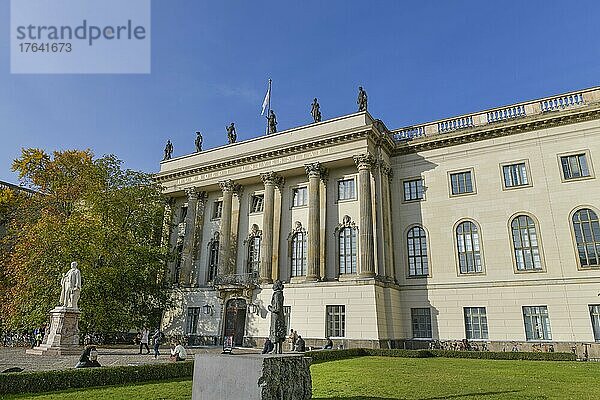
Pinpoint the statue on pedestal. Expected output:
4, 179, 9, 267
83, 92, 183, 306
311, 98, 322, 123
59, 261, 81, 309
267, 110, 277, 134
195, 131, 203, 152
268, 280, 286, 354
357, 86, 368, 111
226, 123, 237, 144
163, 140, 173, 160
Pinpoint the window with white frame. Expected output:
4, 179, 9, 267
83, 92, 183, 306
283, 306, 291, 335
338, 227, 357, 274
326, 305, 345, 337
456, 220, 483, 274
403, 178, 424, 201
464, 307, 488, 340
503, 162, 529, 188
590, 305, 600, 342
411, 308, 432, 338
212, 201, 223, 219
450, 171, 474, 195
407, 226, 428, 277
291, 231, 307, 277
186, 307, 201, 334
338, 178, 356, 201
560, 153, 590, 180
207, 240, 219, 282
511, 215, 543, 271
572, 208, 600, 267
292, 187, 308, 207
173, 243, 183, 284
179, 205, 188, 223
247, 235, 261, 273
250, 194, 264, 213
523, 306, 552, 341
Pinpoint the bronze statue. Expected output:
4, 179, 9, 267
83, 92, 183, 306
226, 123, 237, 144
267, 110, 277, 134
163, 140, 173, 160
311, 98, 321, 123
268, 280, 286, 354
357, 86, 368, 111
195, 131, 203, 152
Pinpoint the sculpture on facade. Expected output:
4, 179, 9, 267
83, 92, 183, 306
357, 86, 368, 111
267, 110, 278, 134
226, 123, 237, 144
59, 261, 81, 309
195, 131, 203, 152
163, 140, 173, 160
268, 280, 286, 354
311, 98, 321, 123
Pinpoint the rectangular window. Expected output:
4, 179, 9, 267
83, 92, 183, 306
403, 179, 424, 201
283, 306, 291, 335
250, 195, 264, 213
326, 305, 346, 338
590, 305, 600, 342
561, 154, 590, 180
292, 187, 308, 207
503, 163, 529, 188
186, 307, 201, 334
411, 308, 432, 339
449, 171, 474, 195
338, 178, 356, 201
464, 307, 488, 340
179, 205, 188, 223
523, 306, 552, 341
212, 201, 223, 219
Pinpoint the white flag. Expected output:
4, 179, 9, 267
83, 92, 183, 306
261, 83, 271, 116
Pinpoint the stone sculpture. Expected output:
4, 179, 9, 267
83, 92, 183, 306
227, 123, 237, 144
357, 86, 368, 111
268, 280, 286, 354
59, 261, 81, 309
195, 131, 203, 152
163, 140, 173, 160
267, 110, 277, 134
311, 98, 322, 123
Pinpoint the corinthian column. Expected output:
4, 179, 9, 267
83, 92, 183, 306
305, 162, 326, 282
354, 154, 376, 277
218, 180, 235, 276
259, 172, 283, 284
180, 188, 200, 286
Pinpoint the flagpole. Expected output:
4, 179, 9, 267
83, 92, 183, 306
266, 78, 272, 135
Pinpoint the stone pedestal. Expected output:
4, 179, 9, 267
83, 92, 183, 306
192, 353, 312, 400
26, 307, 81, 355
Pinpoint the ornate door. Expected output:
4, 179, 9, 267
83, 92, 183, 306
224, 298, 247, 346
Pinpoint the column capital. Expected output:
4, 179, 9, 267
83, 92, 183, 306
379, 161, 393, 182
304, 162, 328, 180
219, 179, 236, 193
184, 187, 204, 200
353, 153, 376, 171
260, 171, 284, 188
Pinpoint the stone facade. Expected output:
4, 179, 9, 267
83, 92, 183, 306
157, 87, 600, 358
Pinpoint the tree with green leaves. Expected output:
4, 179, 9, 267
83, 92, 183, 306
0, 149, 171, 334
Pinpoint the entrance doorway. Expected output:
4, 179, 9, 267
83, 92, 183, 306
224, 298, 247, 346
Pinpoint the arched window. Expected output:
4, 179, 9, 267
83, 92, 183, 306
339, 227, 357, 274
572, 208, 600, 267
247, 235, 261, 273
456, 220, 483, 274
407, 226, 428, 276
207, 233, 219, 282
511, 215, 542, 271
291, 231, 307, 277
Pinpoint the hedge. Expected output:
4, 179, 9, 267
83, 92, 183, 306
0, 361, 194, 395
306, 348, 576, 364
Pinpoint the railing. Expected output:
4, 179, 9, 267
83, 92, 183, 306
390, 87, 599, 143
213, 272, 259, 287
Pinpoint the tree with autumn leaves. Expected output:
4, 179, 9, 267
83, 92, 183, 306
0, 149, 170, 334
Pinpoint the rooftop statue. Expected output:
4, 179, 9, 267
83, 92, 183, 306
267, 110, 277, 134
195, 131, 203, 152
226, 123, 237, 144
311, 98, 322, 123
163, 140, 173, 160
357, 86, 368, 111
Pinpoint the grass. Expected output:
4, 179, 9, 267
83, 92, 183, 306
4, 356, 600, 399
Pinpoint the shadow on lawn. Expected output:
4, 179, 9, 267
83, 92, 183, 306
313, 389, 523, 400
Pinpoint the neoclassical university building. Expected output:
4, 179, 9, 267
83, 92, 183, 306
156, 86, 600, 356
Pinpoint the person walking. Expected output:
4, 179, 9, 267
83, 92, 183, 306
152, 328, 163, 359
139, 328, 150, 354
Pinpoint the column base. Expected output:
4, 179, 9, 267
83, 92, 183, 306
259, 277, 273, 285
304, 275, 320, 282
358, 272, 376, 279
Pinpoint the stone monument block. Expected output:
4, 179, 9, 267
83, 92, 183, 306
192, 353, 312, 400
26, 307, 81, 355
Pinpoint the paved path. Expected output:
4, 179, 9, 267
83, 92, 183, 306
0, 345, 262, 373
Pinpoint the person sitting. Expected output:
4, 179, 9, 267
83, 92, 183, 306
169, 341, 187, 362
323, 337, 333, 350
294, 335, 306, 352
75, 345, 101, 368
262, 338, 274, 354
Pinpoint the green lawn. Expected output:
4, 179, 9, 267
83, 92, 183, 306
4, 356, 600, 400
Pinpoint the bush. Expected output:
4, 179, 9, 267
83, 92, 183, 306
306, 348, 368, 364
0, 361, 194, 395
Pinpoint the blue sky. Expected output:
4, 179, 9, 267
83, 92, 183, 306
1, 1, 599, 183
